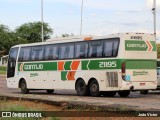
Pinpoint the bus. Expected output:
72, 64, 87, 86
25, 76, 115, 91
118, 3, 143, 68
7, 33, 157, 97
157, 60, 160, 90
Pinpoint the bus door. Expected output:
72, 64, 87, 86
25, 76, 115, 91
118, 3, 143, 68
7, 47, 19, 78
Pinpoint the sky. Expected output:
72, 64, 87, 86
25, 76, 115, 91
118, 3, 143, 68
0, 0, 160, 39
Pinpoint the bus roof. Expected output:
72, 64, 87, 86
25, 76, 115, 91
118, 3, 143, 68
11, 32, 154, 48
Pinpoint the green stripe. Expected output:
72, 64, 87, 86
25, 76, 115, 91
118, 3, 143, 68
82, 60, 89, 70
64, 61, 72, 70
126, 60, 156, 69
150, 41, 157, 51
61, 71, 67, 81
18, 59, 156, 71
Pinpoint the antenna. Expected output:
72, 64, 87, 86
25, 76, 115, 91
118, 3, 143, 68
152, 0, 156, 40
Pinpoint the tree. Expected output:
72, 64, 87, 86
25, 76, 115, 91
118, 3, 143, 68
15, 21, 53, 43
0, 24, 28, 56
0, 25, 11, 55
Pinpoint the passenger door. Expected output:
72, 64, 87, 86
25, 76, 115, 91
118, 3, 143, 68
7, 47, 19, 78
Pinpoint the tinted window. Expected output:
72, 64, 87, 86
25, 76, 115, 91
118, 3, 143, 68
44, 44, 58, 60
104, 41, 113, 57
31, 46, 44, 61
59, 44, 74, 59
104, 39, 119, 57
7, 47, 19, 78
89, 41, 103, 58
157, 61, 160, 67
157, 68, 160, 75
75, 42, 88, 58
18, 47, 31, 62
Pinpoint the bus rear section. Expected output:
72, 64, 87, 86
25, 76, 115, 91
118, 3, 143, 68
121, 34, 157, 91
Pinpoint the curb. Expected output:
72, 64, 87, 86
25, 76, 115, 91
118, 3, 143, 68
0, 94, 150, 112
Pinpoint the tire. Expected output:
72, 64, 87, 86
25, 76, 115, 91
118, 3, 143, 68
140, 90, 148, 94
20, 80, 29, 94
46, 90, 54, 94
118, 91, 130, 97
103, 91, 117, 97
89, 79, 100, 97
76, 79, 88, 96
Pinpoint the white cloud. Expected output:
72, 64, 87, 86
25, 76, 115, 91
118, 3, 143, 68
145, 0, 160, 9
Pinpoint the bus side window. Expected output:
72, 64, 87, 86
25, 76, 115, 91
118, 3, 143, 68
113, 40, 119, 56
104, 40, 113, 57
31, 46, 44, 61
18, 47, 31, 62
89, 41, 103, 58
59, 44, 74, 59
103, 39, 119, 57
44, 45, 58, 60
75, 42, 88, 58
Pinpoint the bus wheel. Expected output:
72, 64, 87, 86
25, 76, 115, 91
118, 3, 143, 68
20, 80, 29, 94
89, 79, 100, 97
103, 91, 117, 97
118, 91, 130, 97
140, 90, 148, 94
76, 79, 88, 96
46, 90, 54, 94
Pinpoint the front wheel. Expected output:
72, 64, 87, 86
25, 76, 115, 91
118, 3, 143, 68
20, 80, 29, 94
140, 90, 148, 94
118, 91, 130, 97
89, 79, 100, 97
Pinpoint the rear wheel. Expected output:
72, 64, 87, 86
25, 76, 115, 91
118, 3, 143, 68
118, 91, 130, 97
46, 90, 54, 94
140, 90, 148, 94
89, 79, 100, 97
103, 91, 117, 97
20, 80, 29, 94
76, 79, 88, 96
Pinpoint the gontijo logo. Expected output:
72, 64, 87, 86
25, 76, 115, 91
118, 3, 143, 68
19, 63, 43, 71
125, 40, 156, 51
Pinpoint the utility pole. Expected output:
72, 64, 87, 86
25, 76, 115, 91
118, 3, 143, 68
80, 0, 83, 36
152, 0, 156, 40
41, 0, 44, 42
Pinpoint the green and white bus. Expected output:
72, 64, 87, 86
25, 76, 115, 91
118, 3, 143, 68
7, 33, 157, 97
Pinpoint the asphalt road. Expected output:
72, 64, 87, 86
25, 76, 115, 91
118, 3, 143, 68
0, 75, 160, 111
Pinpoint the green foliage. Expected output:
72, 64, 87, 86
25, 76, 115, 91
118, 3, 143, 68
0, 66, 6, 75
15, 21, 53, 43
0, 24, 28, 55
0, 21, 53, 55
0, 66, 6, 71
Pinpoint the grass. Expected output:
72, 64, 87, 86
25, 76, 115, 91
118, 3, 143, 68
0, 100, 61, 120
0, 66, 6, 75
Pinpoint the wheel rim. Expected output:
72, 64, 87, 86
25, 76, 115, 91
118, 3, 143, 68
92, 83, 98, 92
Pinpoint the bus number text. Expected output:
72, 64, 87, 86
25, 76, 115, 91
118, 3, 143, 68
99, 61, 117, 68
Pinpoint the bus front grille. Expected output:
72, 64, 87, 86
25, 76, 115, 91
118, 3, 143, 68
106, 72, 118, 87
